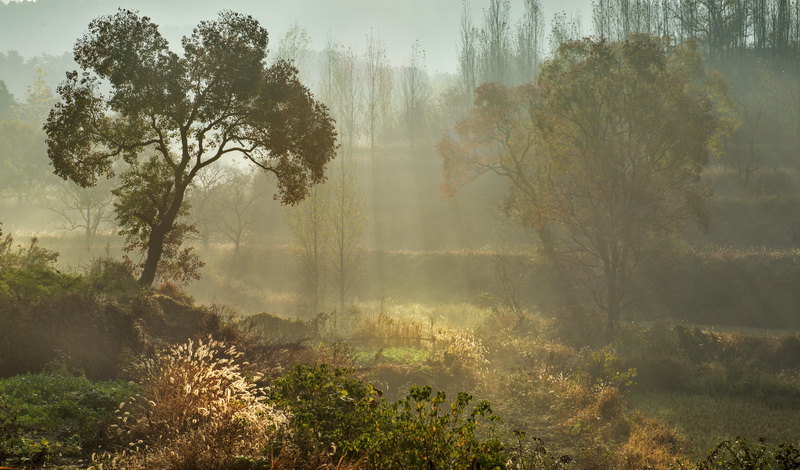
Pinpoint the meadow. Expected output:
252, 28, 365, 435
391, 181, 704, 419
3, 228, 799, 468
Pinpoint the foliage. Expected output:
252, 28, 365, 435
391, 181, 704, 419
45, 9, 337, 287
0, 79, 15, 120
113, 156, 204, 285
674, 437, 800, 470
12, 66, 55, 126
0, 234, 59, 273
441, 34, 733, 340
363, 384, 506, 469
0, 237, 240, 379
534, 35, 732, 339
580, 346, 638, 391
268, 363, 379, 460
0, 120, 51, 205
269, 363, 508, 468
0, 68, 57, 205
0, 370, 136, 467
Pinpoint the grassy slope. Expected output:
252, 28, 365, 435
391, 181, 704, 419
631, 391, 800, 457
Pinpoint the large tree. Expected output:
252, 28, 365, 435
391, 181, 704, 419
440, 35, 731, 340
437, 81, 577, 305
45, 10, 337, 287
537, 36, 731, 339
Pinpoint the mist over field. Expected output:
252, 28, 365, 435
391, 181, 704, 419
1, 0, 800, 468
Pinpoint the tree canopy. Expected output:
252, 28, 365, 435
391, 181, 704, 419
439, 35, 732, 339
45, 9, 337, 287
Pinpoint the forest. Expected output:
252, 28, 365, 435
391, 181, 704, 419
2, 0, 800, 468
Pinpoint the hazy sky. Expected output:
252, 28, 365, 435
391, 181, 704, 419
253, 0, 594, 73
0, 0, 593, 74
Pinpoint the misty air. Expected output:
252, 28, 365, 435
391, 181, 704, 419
1, 0, 799, 468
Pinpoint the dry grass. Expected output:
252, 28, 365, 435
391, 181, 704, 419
98, 337, 288, 470
630, 391, 800, 457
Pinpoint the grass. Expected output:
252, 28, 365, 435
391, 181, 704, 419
630, 390, 800, 457
353, 346, 431, 367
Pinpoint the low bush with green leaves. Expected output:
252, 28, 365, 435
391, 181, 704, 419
0, 369, 136, 467
269, 363, 510, 468
363, 384, 506, 469
268, 363, 383, 462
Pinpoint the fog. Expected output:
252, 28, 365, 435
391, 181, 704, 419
0, 0, 591, 84
1, 0, 800, 468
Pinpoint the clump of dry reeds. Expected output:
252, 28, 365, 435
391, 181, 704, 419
98, 336, 288, 469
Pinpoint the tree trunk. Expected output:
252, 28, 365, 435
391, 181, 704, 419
535, 224, 579, 307
138, 225, 166, 287
605, 261, 622, 342
137, 191, 185, 288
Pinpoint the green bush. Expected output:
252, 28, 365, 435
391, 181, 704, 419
363, 384, 506, 469
0, 250, 238, 379
269, 363, 508, 468
268, 363, 380, 460
0, 249, 144, 378
0, 370, 136, 466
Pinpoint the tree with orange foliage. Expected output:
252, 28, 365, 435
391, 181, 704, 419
437, 80, 578, 307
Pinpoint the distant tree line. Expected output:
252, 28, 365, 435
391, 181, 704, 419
591, 0, 800, 61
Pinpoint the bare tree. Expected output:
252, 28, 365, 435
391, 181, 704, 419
514, 0, 545, 83
326, 162, 366, 315
333, 44, 363, 159
186, 165, 226, 249
211, 167, 266, 255
400, 40, 430, 149
319, 40, 362, 159
363, 29, 393, 162
458, 1, 480, 104
285, 184, 331, 312
549, 11, 583, 53
480, 0, 513, 84
48, 179, 115, 247
274, 22, 312, 82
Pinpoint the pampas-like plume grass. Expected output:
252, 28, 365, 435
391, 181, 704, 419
98, 336, 288, 469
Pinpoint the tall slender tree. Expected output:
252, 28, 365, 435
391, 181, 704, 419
401, 40, 429, 149
363, 29, 392, 162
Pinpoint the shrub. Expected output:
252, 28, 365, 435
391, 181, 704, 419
269, 363, 510, 468
579, 346, 637, 391
363, 385, 506, 469
0, 259, 138, 378
618, 416, 687, 469
268, 363, 380, 462
0, 370, 136, 467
